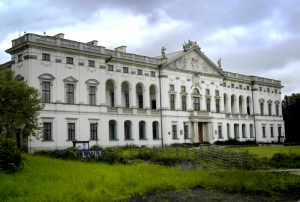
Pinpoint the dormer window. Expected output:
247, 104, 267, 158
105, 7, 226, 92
66, 57, 73, 64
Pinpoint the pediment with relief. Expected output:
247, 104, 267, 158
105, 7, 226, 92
63, 76, 78, 83
166, 50, 223, 76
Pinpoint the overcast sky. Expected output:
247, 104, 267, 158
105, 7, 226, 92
0, 0, 299, 98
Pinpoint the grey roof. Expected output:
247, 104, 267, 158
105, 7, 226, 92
154, 50, 184, 61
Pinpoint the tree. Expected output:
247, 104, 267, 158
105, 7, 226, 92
282, 93, 300, 142
0, 67, 44, 138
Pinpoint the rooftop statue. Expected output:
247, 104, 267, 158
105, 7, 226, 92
161, 46, 166, 58
218, 58, 222, 69
183, 39, 200, 51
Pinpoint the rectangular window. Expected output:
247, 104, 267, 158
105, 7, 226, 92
260, 103, 264, 115
111, 92, 114, 107
150, 71, 155, 77
223, 82, 226, 87
259, 87, 262, 91
66, 57, 73, 64
215, 90, 219, 96
68, 123, 75, 140
247, 86, 250, 90
42, 81, 50, 102
152, 122, 158, 139
262, 126, 266, 137
18, 54, 22, 62
170, 85, 174, 91
90, 124, 97, 140
193, 97, 200, 111
139, 122, 145, 139
66, 84, 74, 104
218, 126, 222, 138
108, 65, 114, 71
43, 123, 51, 140
268, 104, 272, 116
123, 67, 128, 73
267, 88, 270, 93
89, 86, 96, 105
278, 127, 282, 137
42, 53, 50, 61
234, 124, 239, 138
139, 94, 143, 108
125, 94, 129, 108
170, 94, 175, 110
276, 105, 279, 116
172, 125, 177, 139
206, 98, 210, 111
250, 124, 253, 138
137, 69, 142, 75
242, 125, 246, 138
184, 125, 188, 139
227, 124, 230, 138
239, 85, 242, 89
216, 99, 220, 113
231, 83, 234, 88
206, 89, 210, 95
275, 89, 278, 93
270, 127, 274, 137
181, 86, 186, 92
182, 95, 186, 111
88, 60, 95, 67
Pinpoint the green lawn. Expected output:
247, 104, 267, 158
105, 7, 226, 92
227, 146, 300, 158
1, 154, 300, 201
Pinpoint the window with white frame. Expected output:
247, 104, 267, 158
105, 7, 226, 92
170, 94, 175, 110
267, 88, 270, 93
111, 92, 115, 107
137, 69, 142, 75
216, 99, 220, 113
234, 124, 239, 138
39, 73, 55, 103
181, 86, 186, 92
193, 97, 199, 111
231, 83, 234, 88
108, 65, 114, 71
109, 120, 117, 140
206, 98, 210, 111
242, 124, 246, 138
227, 124, 230, 138
18, 54, 22, 62
67, 84, 74, 104
153, 121, 159, 139
139, 94, 143, 109
218, 126, 222, 138
68, 123, 75, 140
42, 82, 50, 102
89, 86, 96, 105
42, 53, 50, 61
66, 57, 73, 64
184, 125, 188, 139
90, 123, 97, 140
206, 89, 210, 95
150, 71, 155, 77
139, 121, 146, 139
123, 67, 128, 73
215, 90, 219, 96
259, 87, 262, 91
124, 121, 131, 139
172, 125, 177, 139
250, 124, 254, 138
239, 85, 242, 89
260, 103, 264, 115
262, 126, 266, 137
182, 95, 186, 111
268, 104, 272, 116
223, 82, 226, 87
270, 126, 274, 137
276, 104, 279, 116
88, 60, 95, 67
275, 89, 278, 93
247, 86, 250, 90
43, 123, 51, 140
170, 85, 174, 91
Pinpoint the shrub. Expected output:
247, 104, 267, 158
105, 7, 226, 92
283, 142, 300, 146
66, 146, 78, 150
0, 137, 27, 173
89, 144, 102, 149
214, 139, 257, 145
95, 148, 128, 164
269, 153, 300, 168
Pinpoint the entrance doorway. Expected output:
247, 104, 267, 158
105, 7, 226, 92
198, 123, 203, 142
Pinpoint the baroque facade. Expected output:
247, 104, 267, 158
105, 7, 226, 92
1, 33, 285, 151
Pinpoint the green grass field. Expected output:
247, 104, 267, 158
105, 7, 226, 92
227, 146, 300, 158
1, 154, 300, 202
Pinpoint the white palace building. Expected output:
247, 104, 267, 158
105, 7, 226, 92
1, 33, 285, 151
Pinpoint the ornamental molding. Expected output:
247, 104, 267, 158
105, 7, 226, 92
14, 74, 24, 81
259, 98, 265, 102
55, 59, 62, 63
116, 68, 121, 72
87, 67, 96, 72
275, 100, 280, 104
131, 70, 136, 74
191, 74, 201, 90
145, 73, 149, 76
158, 75, 168, 78
267, 99, 273, 104
63, 76, 78, 83
41, 61, 52, 67
78, 62, 85, 66
176, 76, 180, 80
99, 65, 106, 69
65, 64, 75, 70
24, 55, 37, 60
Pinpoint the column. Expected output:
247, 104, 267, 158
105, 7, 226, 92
234, 98, 238, 114
131, 86, 136, 108
155, 90, 160, 110
211, 97, 216, 112
100, 82, 106, 105
144, 89, 150, 109
193, 121, 198, 142
116, 84, 122, 107
220, 97, 224, 113
129, 88, 132, 108
201, 96, 205, 111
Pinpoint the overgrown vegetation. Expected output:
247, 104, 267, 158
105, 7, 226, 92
214, 139, 257, 145
34, 147, 128, 165
269, 153, 300, 168
170, 142, 210, 147
0, 137, 27, 173
284, 142, 300, 146
1, 154, 300, 202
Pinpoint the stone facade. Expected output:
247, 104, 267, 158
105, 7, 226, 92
1, 33, 285, 151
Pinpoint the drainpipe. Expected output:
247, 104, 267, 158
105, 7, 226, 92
158, 65, 164, 148
251, 81, 257, 143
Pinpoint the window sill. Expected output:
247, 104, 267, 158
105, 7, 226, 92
66, 63, 74, 65
124, 139, 134, 140
89, 139, 99, 141
153, 138, 162, 140
41, 140, 54, 142
88, 66, 95, 67
123, 72, 129, 74
184, 138, 191, 139
109, 139, 119, 141
42, 59, 50, 61
218, 137, 223, 139
137, 74, 143, 76
66, 140, 77, 141
172, 138, 179, 140
139, 139, 148, 140
107, 69, 114, 71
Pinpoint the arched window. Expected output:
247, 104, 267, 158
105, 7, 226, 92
109, 120, 117, 140
227, 124, 230, 138
242, 124, 246, 138
234, 124, 239, 138
193, 88, 199, 94
152, 121, 159, 139
124, 121, 131, 139
139, 121, 146, 139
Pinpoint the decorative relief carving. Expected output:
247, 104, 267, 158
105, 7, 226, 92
176, 76, 180, 80
187, 78, 191, 81
65, 64, 74, 70
106, 70, 115, 76
42, 61, 52, 67
182, 39, 200, 51
267, 99, 273, 103
24, 55, 37, 60
201, 81, 204, 83
211, 82, 214, 85
259, 98, 265, 102
17, 62, 23, 68
116, 68, 121, 72
275, 100, 280, 104
99, 65, 106, 69
78, 62, 84, 66
87, 67, 96, 72
122, 73, 130, 78
55, 59, 62, 63
131, 70, 136, 74
145, 73, 149, 76
191, 74, 201, 89
158, 75, 168, 78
